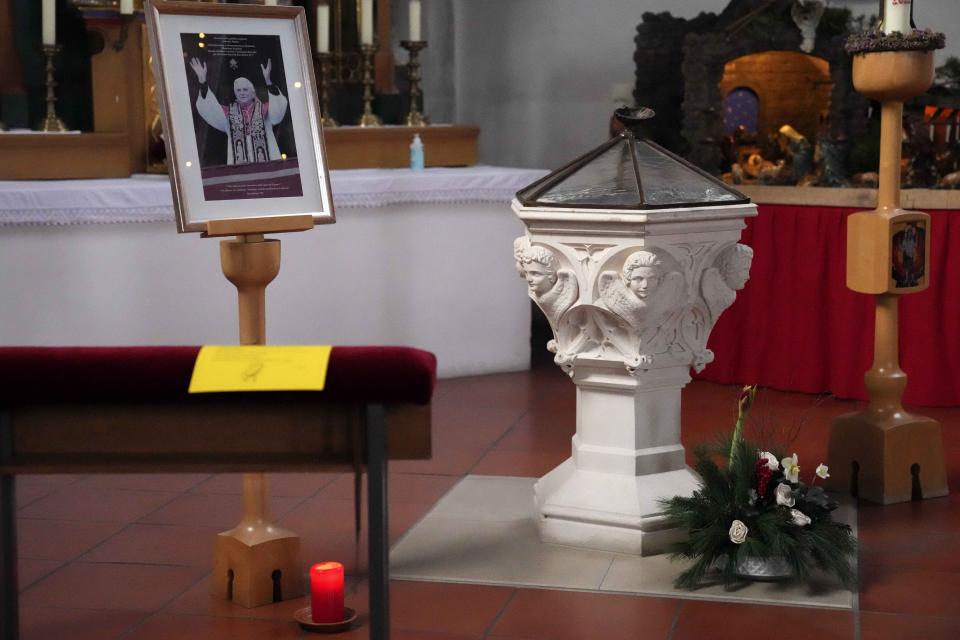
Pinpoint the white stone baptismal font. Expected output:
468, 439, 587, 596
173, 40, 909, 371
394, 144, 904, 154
512, 108, 758, 555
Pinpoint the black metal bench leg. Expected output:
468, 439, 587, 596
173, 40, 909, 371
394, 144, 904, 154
1, 410, 17, 640
366, 404, 388, 640
0, 473, 15, 640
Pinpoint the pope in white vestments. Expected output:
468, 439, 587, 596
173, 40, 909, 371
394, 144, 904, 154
189, 57, 289, 165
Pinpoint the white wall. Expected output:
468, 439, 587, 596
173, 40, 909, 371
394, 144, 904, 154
447, 0, 960, 171
453, 0, 704, 170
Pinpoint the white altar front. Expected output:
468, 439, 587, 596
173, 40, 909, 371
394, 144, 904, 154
0, 166, 546, 377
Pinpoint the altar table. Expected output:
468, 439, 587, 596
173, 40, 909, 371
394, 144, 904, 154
0, 166, 547, 378
700, 202, 960, 407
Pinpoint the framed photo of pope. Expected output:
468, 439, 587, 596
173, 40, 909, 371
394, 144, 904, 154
145, 0, 334, 232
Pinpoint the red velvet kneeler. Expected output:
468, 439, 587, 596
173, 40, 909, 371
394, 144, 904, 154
0, 345, 436, 406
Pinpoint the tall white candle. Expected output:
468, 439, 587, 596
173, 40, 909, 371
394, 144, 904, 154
882, 0, 913, 34
360, 0, 374, 46
42, 0, 55, 46
409, 0, 421, 42
316, 3, 329, 53
120, 0, 134, 15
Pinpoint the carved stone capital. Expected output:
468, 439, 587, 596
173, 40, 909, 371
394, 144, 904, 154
515, 235, 753, 377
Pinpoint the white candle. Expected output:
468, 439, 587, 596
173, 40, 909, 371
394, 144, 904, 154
882, 0, 913, 34
409, 0, 421, 42
316, 3, 329, 53
120, 0, 134, 15
360, 0, 374, 46
265, 0, 278, 6
42, 0, 55, 45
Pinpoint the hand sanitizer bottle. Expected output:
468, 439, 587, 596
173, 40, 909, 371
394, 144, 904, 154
410, 133, 425, 171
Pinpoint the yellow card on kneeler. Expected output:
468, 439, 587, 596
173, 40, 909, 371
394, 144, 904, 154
188, 345, 332, 393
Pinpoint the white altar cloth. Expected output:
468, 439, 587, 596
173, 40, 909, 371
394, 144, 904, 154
0, 166, 548, 378
0, 166, 547, 226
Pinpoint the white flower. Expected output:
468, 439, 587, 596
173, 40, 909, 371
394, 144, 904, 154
815, 463, 830, 480
759, 451, 779, 471
775, 483, 795, 507
747, 489, 758, 506
781, 453, 800, 483
729, 519, 749, 544
789, 509, 812, 527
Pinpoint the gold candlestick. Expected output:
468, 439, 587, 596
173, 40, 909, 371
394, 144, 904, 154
400, 40, 427, 126
315, 52, 337, 127
37, 44, 67, 132
358, 44, 381, 127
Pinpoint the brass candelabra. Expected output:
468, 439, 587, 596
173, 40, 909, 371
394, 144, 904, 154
400, 40, 427, 126
37, 44, 67, 132
358, 44, 381, 127
315, 52, 337, 127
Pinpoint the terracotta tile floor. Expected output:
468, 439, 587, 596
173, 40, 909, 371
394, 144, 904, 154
12, 367, 960, 639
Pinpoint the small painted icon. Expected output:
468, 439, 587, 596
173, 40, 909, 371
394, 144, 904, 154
891, 221, 925, 288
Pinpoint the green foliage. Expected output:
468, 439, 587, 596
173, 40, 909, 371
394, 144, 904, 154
818, 6, 853, 38
658, 437, 857, 590
935, 57, 960, 95
849, 118, 881, 174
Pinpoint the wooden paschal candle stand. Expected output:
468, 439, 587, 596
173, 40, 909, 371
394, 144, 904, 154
827, 49, 949, 504
208, 219, 313, 608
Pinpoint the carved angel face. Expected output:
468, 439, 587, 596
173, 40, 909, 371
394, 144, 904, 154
523, 261, 557, 297
723, 263, 750, 291
720, 252, 752, 291
717, 245, 753, 292
626, 265, 661, 299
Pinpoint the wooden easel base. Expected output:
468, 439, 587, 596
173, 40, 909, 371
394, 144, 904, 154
211, 528, 303, 608
827, 411, 949, 504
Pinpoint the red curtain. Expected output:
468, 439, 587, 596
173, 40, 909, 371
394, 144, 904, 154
697, 204, 960, 407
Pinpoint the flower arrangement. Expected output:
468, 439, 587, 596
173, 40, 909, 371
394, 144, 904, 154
659, 385, 857, 590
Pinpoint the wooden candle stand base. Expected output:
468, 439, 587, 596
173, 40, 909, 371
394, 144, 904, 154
828, 412, 948, 505
212, 526, 303, 608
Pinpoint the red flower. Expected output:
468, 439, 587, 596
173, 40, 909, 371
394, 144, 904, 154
755, 458, 773, 498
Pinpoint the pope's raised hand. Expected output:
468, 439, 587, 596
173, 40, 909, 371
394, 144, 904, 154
261, 59, 273, 84
189, 57, 207, 83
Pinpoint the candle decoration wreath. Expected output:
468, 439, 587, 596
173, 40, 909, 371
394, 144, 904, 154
845, 28, 945, 55
658, 386, 857, 590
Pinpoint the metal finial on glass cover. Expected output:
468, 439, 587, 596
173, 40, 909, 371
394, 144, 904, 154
613, 106, 655, 136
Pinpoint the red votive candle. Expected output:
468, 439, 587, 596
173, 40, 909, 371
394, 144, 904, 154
310, 561, 345, 623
